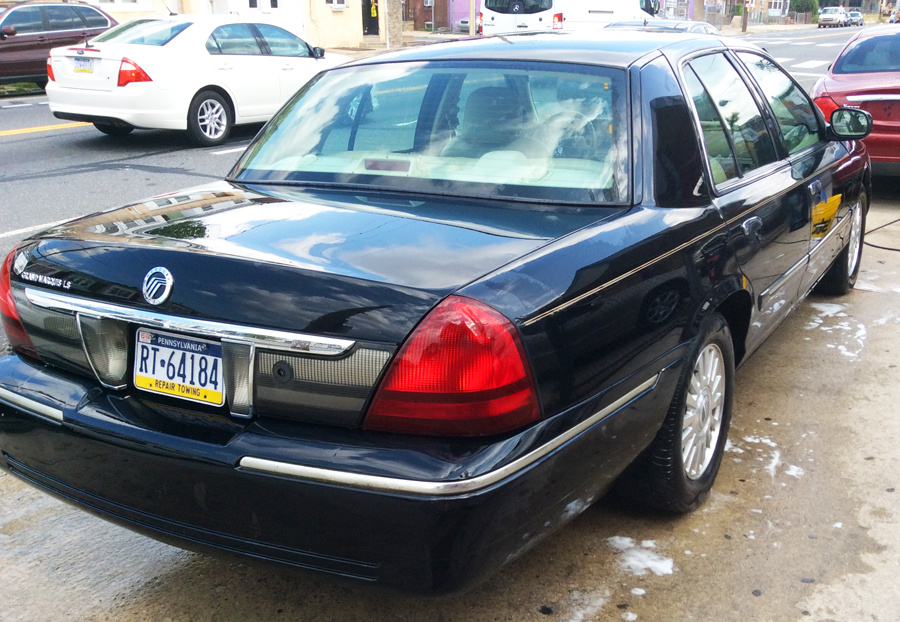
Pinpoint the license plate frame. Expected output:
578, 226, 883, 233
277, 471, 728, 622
73, 57, 93, 74
133, 328, 225, 407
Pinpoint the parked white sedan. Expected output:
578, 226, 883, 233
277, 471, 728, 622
46, 15, 350, 145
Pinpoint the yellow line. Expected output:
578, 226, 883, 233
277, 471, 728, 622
0, 122, 90, 137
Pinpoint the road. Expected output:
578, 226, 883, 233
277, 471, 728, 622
2, 26, 900, 622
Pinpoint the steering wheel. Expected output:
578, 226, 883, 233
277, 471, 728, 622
540, 111, 597, 159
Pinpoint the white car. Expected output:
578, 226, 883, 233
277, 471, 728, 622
848, 11, 864, 26
818, 6, 849, 28
46, 15, 350, 145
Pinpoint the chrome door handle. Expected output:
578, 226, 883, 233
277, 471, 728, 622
742, 216, 763, 237
808, 180, 823, 202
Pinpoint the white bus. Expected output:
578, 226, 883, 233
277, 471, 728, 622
480, 0, 659, 36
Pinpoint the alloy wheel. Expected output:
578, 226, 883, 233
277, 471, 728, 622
682, 343, 726, 480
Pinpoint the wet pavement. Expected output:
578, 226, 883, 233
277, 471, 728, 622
2, 179, 900, 621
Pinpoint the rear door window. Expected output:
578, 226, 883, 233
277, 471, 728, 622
687, 53, 778, 177
45, 5, 84, 31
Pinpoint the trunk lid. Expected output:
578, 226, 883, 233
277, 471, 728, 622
18, 182, 622, 344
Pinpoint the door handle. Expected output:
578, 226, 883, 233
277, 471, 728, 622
808, 180, 823, 202
742, 216, 763, 237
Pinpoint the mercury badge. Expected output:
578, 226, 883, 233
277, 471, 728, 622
142, 267, 174, 305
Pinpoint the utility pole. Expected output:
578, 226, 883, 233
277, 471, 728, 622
742, 0, 749, 31
470, 0, 476, 35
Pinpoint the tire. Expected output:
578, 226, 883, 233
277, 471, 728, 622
815, 191, 867, 295
94, 123, 134, 137
35, 79, 48, 90
617, 313, 734, 513
187, 90, 232, 147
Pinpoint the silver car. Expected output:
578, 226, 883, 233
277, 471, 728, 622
848, 11, 864, 26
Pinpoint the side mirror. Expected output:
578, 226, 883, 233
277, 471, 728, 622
1, 25, 17, 39
312, 46, 325, 59
828, 108, 873, 141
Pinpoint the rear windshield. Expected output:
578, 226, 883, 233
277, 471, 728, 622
483, 0, 553, 15
833, 34, 900, 74
233, 61, 630, 205
92, 19, 191, 45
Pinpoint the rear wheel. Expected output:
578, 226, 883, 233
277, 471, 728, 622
617, 313, 734, 513
815, 190, 867, 296
94, 123, 134, 137
187, 90, 232, 147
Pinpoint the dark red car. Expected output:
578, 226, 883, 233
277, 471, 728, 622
811, 25, 900, 176
0, 0, 116, 88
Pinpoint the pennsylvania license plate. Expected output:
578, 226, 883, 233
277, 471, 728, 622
74, 58, 93, 73
134, 329, 225, 406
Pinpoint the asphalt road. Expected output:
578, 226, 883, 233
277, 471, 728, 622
2, 26, 900, 622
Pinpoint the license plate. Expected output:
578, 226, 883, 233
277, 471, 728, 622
74, 58, 93, 73
134, 329, 225, 406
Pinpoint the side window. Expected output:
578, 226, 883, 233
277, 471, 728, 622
207, 24, 263, 55
2, 7, 43, 34
45, 5, 84, 31
254, 24, 311, 57
683, 66, 738, 184
688, 53, 778, 177
73, 6, 110, 28
737, 52, 823, 155
642, 56, 709, 207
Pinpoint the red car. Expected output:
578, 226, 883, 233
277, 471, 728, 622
811, 25, 900, 176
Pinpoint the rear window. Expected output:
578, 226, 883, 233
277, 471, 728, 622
833, 34, 900, 74
234, 61, 630, 205
92, 19, 190, 45
484, 0, 553, 15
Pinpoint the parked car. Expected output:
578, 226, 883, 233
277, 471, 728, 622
819, 6, 849, 27
606, 18, 721, 35
0, 30, 872, 594
848, 10, 864, 26
0, 0, 116, 88
891, 9, 898, 23
46, 15, 350, 145
811, 25, 899, 176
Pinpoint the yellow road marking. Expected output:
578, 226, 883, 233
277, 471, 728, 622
0, 121, 90, 137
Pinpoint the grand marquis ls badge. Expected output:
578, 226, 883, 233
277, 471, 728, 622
142, 267, 173, 305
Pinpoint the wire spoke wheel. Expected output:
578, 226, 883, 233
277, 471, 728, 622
681, 343, 725, 480
847, 200, 863, 277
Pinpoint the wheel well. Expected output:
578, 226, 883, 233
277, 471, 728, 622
715, 290, 752, 365
191, 87, 234, 121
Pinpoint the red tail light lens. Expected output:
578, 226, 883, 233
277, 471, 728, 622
814, 95, 840, 123
477, 11, 483, 35
117, 57, 152, 87
46, 55, 55, 82
553, 12, 563, 29
364, 296, 540, 437
0, 248, 38, 360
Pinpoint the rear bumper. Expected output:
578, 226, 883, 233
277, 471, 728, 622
45, 82, 187, 131
0, 352, 676, 593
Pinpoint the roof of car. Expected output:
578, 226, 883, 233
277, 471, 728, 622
351, 31, 740, 70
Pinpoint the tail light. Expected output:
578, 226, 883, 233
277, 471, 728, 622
117, 57, 152, 87
46, 55, 55, 82
0, 248, 39, 360
814, 95, 840, 123
364, 296, 540, 437
553, 12, 564, 29
477, 12, 483, 35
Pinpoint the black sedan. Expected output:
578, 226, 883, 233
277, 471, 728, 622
0, 31, 872, 593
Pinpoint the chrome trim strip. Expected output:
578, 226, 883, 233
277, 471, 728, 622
0, 386, 64, 423
24, 288, 356, 356
239, 374, 659, 495
846, 95, 900, 102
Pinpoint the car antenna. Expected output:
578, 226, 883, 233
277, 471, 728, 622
159, 0, 178, 15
